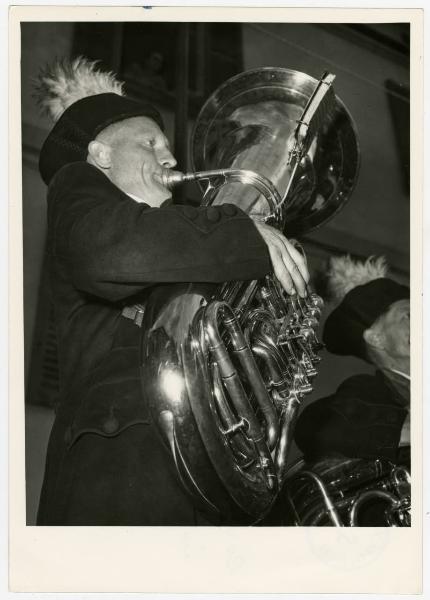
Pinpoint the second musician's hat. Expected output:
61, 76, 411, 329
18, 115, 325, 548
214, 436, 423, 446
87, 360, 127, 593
322, 255, 409, 361
34, 57, 164, 185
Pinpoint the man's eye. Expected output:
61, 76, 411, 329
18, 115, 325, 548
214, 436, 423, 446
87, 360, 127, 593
143, 139, 156, 148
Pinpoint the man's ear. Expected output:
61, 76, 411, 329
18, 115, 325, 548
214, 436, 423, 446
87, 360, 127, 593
87, 140, 112, 169
363, 326, 384, 350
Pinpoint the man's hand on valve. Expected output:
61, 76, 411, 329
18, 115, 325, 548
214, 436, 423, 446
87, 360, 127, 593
254, 222, 309, 298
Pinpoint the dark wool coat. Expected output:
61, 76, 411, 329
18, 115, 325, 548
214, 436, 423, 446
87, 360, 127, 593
37, 161, 271, 525
294, 371, 409, 464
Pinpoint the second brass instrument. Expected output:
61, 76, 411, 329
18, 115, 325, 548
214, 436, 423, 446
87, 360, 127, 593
283, 455, 411, 526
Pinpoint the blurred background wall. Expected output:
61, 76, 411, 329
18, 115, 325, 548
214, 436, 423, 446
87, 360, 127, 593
21, 21, 410, 524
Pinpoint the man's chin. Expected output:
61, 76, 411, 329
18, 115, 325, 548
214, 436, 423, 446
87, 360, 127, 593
141, 185, 172, 207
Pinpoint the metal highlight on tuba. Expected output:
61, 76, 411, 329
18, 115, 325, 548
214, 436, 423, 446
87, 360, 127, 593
139, 68, 360, 523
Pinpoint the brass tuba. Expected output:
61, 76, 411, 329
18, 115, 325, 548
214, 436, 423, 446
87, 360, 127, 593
283, 455, 411, 526
139, 68, 360, 524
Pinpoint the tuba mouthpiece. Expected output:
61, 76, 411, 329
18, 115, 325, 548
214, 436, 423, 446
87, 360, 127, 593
158, 169, 187, 189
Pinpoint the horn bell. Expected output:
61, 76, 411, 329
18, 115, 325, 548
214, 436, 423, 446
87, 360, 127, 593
191, 67, 360, 236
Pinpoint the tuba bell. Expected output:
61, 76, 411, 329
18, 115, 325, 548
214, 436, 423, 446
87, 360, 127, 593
139, 67, 360, 524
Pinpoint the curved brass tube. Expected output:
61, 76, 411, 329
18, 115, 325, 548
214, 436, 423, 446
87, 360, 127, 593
158, 410, 220, 513
158, 167, 282, 221
204, 300, 278, 489
251, 342, 291, 397
275, 399, 301, 485
211, 363, 254, 459
296, 470, 344, 527
349, 490, 402, 527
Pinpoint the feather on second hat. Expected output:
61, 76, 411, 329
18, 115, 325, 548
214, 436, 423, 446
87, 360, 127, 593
322, 255, 409, 360
34, 57, 165, 185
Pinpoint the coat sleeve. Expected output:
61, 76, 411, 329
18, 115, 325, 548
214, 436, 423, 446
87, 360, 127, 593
48, 162, 272, 301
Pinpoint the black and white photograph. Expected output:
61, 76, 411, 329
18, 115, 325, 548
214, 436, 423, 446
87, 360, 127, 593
8, 4, 423, 594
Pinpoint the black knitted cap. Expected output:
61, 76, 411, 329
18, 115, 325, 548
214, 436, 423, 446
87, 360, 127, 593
323, 278, 410, 360
39, 93, 164, 185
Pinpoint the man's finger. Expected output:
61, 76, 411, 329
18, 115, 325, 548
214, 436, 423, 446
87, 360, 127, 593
254, 222, 310, 296
267, 245, 296, 295
281, 239, 310, 285
268, 231, 309, 295
266, 228, 310, 286
280, 250, 307, 297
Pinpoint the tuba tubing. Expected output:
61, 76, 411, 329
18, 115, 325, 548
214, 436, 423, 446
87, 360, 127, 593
204, 301, 278, 489
348, 490, 402, 527
157, 168, 282, 221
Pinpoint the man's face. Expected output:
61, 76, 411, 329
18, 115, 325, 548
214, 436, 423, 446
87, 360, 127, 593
376, 298, 410, 359
100, 116, 177, 206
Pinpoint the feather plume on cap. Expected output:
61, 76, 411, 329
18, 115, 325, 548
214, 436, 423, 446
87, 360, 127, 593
325, 254, 388, 306
33, 56, 125, 122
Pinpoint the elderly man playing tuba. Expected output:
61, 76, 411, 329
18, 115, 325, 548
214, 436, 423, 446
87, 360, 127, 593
34, 57, 309, 525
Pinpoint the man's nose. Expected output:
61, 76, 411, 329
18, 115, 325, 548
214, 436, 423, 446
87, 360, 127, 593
157, 148, 177, 169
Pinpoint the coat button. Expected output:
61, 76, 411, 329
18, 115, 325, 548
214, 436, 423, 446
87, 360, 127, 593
222, 204, 237, 216
207, 207, 221, 222
102, 416, 120, 434
183, 206, 198, 220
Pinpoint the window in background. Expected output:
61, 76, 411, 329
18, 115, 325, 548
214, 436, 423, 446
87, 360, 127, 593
73, 22, 244, 114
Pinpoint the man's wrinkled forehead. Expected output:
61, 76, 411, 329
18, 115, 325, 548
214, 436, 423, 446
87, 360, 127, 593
98, 115, 162, 142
